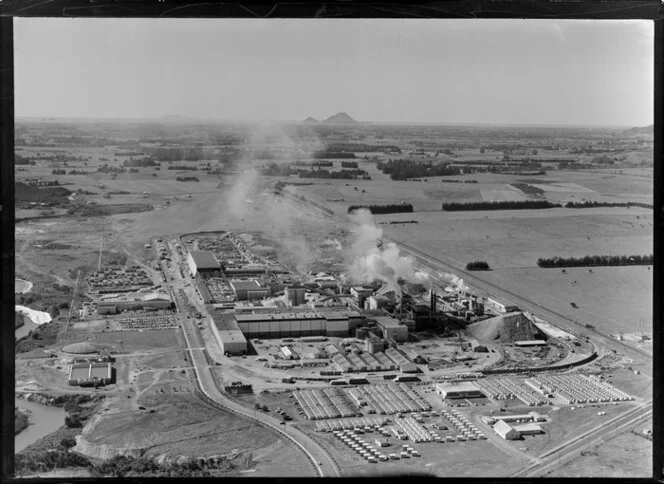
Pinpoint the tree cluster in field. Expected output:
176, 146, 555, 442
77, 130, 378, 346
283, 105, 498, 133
167, 165, 199, 171
176, 176, 199, 182
325, 142, 401, 153
67, 170, 92, 175
15, 155, 35, 165
15, 408, 29, 435
114, 151, 145, 157
298, 168, 369, 180
15, 182, 71, 205
466, 261, 491, 271
565, 201, 653, 209
537, 254, 653, 268
292, 160, 333, 167
97, 164, 127, 174
312, 150, 357, 159
51, 169, 67, 175
348, 203, 414, 214
442, 200, 560, 211
376, 159, 462, 180
511, 183, 545, 195
123, 158, 157, 167
441, 179, 478, 184
148, 146, 217, 161
341, 161, 359, 168
261, 163, 369, 179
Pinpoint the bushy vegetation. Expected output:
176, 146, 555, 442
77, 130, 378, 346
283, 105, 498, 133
565, 201, 653, 209
15, 154, 35, 165
97, 164, 127, 174
312, 150, 356, 159
537, 254, 653, 268
68, 170, 91, 175
51, 169, 67, 175
443, 200, 560, 211
176, 176, 199, 182
348, 203, 414, 214
341, 161, 359, 168
148, 146, 217, 161
15, 408, 29, 435
123, 158, 158, 167
376, 159, 462, 180
511, 183, 545, 195
298, 168, 369, 179
261, 163, 369, 179
167, 165, 198, 171
466, 260, 491, 271
15, 182, 71, 206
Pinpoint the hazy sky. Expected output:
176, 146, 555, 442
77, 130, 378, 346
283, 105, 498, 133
15, 18, 653, 126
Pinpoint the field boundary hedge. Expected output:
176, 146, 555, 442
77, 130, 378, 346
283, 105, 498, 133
348, 203, 414, 215
537, 254, 653, 268
443, 200, 560, 211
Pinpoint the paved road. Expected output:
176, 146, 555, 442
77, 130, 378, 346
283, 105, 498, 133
165, 237, 340, 477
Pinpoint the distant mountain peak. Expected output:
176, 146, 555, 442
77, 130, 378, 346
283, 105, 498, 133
303, 116, 319, 124
323, 112, 358, 124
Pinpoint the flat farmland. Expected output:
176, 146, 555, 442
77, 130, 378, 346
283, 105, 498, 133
379, 208, 652, 268
477, 266, 652, 336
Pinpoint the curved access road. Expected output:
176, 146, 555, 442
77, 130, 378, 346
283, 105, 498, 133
179, 315, 340, 478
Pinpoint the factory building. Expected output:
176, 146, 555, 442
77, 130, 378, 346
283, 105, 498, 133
366, 295, 391, 311
435, 382, 485, 399
350, 286, 374, 307
96, 291, 173, 314
284, 285, 307, 306
486, 297, 519, 314
187, 250, 222, 277
514, 340, 547, 347
364, 333, 386, 354
229, 279, 271, 301
281, 346, 298, 360
384, 347, 418, 373
68, 362, 114, 387
233, 310, 353, 338
374, 315, 408, 342
493, 420, 520, 440
209, 314, 248, 355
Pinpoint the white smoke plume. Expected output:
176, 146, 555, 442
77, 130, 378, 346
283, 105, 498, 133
345, 209, 429, 293
437, 271, 470, 293
320, 238, 343, 251
221, 123, 324, 274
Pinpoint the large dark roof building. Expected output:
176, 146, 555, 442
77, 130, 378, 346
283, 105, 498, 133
187, 250, 221, 276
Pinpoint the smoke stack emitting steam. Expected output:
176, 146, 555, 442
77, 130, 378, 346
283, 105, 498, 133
345, 209, 429, 294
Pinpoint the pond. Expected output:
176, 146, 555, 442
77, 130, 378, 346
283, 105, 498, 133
15, 398, 67, 453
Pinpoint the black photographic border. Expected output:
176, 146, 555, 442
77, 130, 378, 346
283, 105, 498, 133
0, 2, 661, 482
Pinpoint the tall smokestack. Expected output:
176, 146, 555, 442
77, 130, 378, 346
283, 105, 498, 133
430, 290, 437, 313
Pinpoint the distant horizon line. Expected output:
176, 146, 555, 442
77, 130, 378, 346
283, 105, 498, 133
14, 115, 649, 130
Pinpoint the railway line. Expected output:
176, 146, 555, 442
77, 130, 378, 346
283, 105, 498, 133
511, 400, 653, 477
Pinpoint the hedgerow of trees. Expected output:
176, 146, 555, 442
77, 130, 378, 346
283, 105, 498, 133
565, 201, 653, 209
536, 254, 653, 268
341, 161, 359, 168
466, 261, 491, 271
348, 203, 414, 214
442, 200, 560, 211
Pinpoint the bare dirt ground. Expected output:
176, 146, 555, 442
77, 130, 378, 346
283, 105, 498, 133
544, 427, 652, 478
